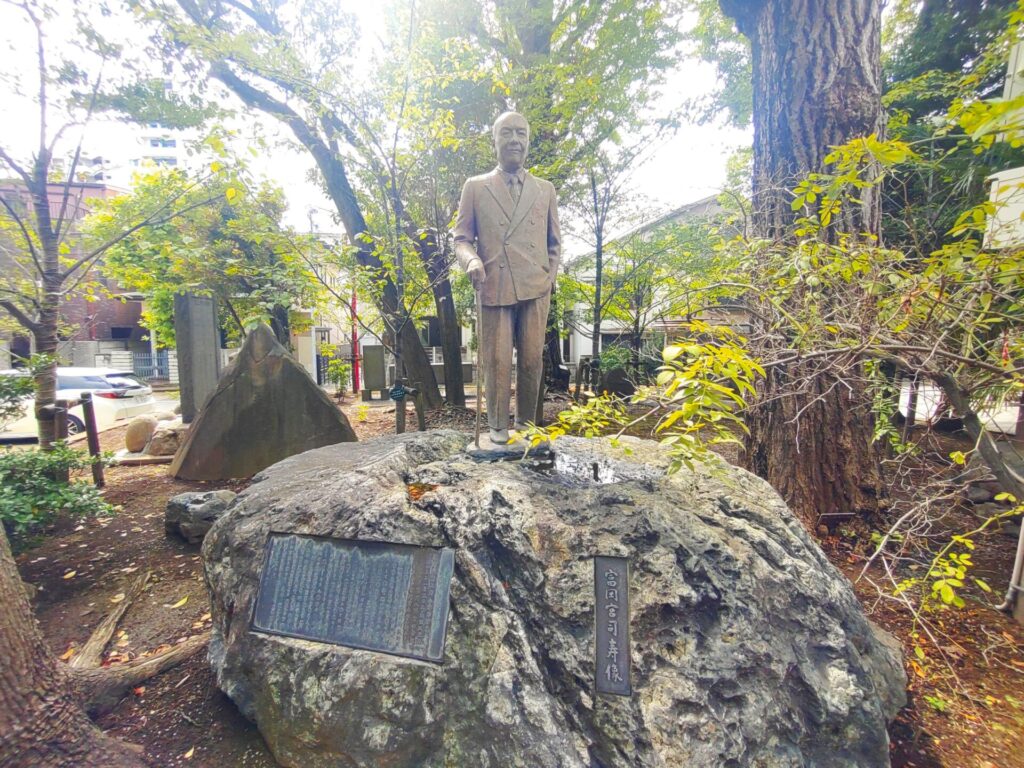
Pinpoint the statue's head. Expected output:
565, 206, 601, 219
492, 112, 529, 172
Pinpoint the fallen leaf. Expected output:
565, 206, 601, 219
183, 747, 194, 759
167, 596, 188, 609
59, 647, 76, 661
110, 593, 126, 604
120, 566, 138, 574
132, 686, 145, 696
200, 612, 211, 622
62, 571, 76, 580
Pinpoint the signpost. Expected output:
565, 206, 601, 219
594, 555, 631, 696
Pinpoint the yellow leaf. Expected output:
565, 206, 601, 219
168, 596, 188, 609
910, 660, 926, 678
63, 571, 76, 579
225, 187, 238, 202
110, 593, 126, 604
59, 646, 76, 661
183, 747, 195, 759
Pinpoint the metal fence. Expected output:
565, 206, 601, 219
133, 349, 169, 380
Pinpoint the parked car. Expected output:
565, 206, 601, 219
0, 367, 156, 438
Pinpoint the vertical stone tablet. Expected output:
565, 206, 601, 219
594, 555, 631, 696
252, 533, 454, 662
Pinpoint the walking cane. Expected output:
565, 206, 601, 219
474, 287, 482, 449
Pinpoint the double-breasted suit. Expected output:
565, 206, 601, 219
455, 167, 562, 434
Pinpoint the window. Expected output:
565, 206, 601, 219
110, 327, 132, 340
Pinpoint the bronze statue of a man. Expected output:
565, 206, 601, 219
455, 111, 561, 445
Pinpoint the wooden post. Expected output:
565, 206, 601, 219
79, 393, 104, 488
412, 388, 427, 432
1014, 387, 1024, 442
54, 399, 69, 441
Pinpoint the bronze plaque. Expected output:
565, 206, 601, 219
252, 533, 454, 662
594, 556, 631, 695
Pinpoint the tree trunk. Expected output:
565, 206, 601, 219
269, 305, 291, 349
29, 154, 60, 449
0, 528, 145, 768
720, 0, 885, 526
590, 172, 604, 360
418, 233, 465, 407
719, 0, 883, 239
745, 361, 884, 528
208, 63, 443, 410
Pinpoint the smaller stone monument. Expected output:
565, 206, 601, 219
170, 323, 357, 480
173, 292, 222, 423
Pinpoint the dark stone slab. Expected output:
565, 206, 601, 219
170, 323, 357, 480
595, 555, 630, 696
173, 292, 221, 424
252, 533, 454, 662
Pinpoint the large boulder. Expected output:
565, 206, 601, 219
146, 419, 188, 456
203, 431, 906, 768
170, 323, 357, 480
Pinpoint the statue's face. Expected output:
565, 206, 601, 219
494, 114, 529, 172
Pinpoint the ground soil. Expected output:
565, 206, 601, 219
11, 399, 1024, 767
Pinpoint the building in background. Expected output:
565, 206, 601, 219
0, 180, 156, 374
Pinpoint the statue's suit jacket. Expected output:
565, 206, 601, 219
454, 168, 561, 307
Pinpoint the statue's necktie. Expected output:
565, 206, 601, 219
508, 177, 521, 205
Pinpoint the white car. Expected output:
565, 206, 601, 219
0, 367, 156, 438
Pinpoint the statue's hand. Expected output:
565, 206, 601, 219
466, 258, 486, 291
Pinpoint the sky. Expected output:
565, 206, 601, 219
0, 2, 751, 258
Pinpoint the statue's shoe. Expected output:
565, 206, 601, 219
488, 428, 510, 445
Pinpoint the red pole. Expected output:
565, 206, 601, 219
351, 285, 360, 393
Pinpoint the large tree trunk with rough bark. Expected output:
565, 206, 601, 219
720, 0, 885, 526
0, 529, 146, 768
418, 232, 466, 406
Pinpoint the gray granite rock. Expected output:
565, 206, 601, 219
170, 323, 357, 480
166, 490, 237, 544
146, 420, 187, 456
203, 431, 906, 768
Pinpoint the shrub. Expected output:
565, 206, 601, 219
0, 371, 34, 429
0, 443, 113, 536
327, 359, 351, 391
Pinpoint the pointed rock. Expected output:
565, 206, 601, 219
170, 323, 357, 480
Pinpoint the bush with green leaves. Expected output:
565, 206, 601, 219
0, 443, 113, 536
326, 359, 352, 391
0, 372, 33, 429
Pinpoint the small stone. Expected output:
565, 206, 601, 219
152, 410, 177, 422
146, 420, 188, 456
966, 484, 996, 504
124, 416, 158, 453
165, 490, 237, 545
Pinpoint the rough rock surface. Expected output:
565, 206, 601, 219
166, 490, 237, 544
204, 431, 906, 768
146, 420, 187, 456
124, 415, 157, 452
170, 323, 357, 480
